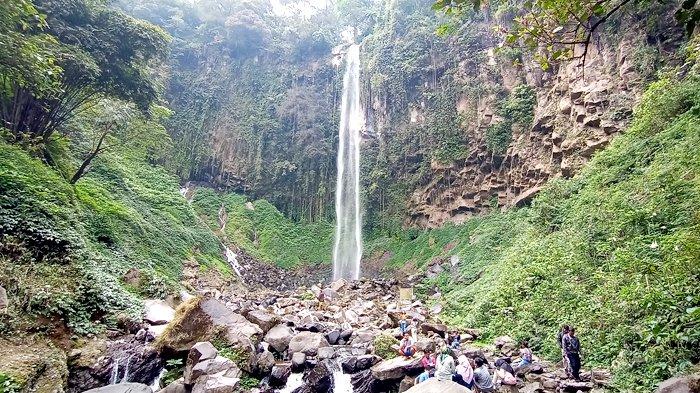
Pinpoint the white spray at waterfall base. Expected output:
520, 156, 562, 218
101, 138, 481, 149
333, 43, 363, 281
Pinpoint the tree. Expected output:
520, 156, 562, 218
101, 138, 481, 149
433, 0, 698, 69
0, 0, 170, 147
69, 99, 173, 184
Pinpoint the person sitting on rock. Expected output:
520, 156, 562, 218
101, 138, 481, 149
453, 355, 475, 389
516, 340, 533, 369
473, 356, 495, 393
420, 348, 437, 371
398, 332, 416, 358
493, 358, 518, 392
435, 347, 456, 381
563, 327, 581, 381
449, 331, 462, 349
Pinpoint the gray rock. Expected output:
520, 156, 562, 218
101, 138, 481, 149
265, 324, 294, 353
188, 356, 240, 385
184, 342, 219, 384
269, 364, 292, 387
403, 379, 471, 393
341, 355, 381, 374
325, 329, 341, 345
191, 371, 240, 393
246, 310, 280, 333
371, 356, 422, 381
254, 350, 276, 375
302, 360, 333, 393
317, 346, 335, 360
288, 331, 330, 356
143, 299, 175, 325
291, 352, 307, 372
656, 374, 700, 393
159, 380, 187, 393
81, 383, 152, 393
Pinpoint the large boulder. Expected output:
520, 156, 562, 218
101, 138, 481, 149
371, 356, 422, 381
191, 371, 240, 393
252, 350, 276, 375
188, 356, 241, 384
302, 360, 333, 393
156, 297, 262, 357
183, 342, 218, 384
288, 331, 330, 356
246, 310, 280, 333
291, 352, 307, 372
420, 323, 448, 336
68, 338, 161, 391
403, 379, 472, 393
341, 355, 382, 374
269, 364, 292, 387
82, 384, 152, 393
265, 324, 294, 353
656, 374, 700, 393
143, 300, 175, 325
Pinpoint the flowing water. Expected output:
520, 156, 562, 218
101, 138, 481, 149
333, 44, 363, 281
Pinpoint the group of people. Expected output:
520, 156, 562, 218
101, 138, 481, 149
395, 319, 584, 391
412, 347, 521, 392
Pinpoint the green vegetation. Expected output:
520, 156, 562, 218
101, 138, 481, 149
365, 62, 700, 390
373, 334, 399, 359
0, 138, 229, 334
486, 85, 536, 154
191, 188, 333, 269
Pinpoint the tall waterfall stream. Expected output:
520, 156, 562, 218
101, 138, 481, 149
332, 44, 363, 281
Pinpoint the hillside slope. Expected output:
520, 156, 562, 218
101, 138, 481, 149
365, 46, 700, 390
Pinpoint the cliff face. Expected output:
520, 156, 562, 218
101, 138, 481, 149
366, 6, 685, 228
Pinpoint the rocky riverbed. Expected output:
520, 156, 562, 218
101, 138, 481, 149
62, 277, 661, 393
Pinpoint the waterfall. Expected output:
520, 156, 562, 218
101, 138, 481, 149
333, 44, 363, 281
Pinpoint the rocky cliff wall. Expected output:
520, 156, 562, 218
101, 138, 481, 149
380, 7, 686, 227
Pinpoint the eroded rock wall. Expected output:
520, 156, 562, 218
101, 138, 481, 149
402, 10, 684, 227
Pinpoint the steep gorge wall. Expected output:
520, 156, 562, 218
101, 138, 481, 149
362, 2, 685, 228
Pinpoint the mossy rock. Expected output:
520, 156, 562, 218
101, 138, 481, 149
373, 334, 399, 360
0, 338, 68, 393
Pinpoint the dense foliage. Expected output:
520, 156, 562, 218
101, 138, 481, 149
365, 55, 700, 390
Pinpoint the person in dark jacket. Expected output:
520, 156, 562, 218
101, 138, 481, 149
563, 327, 581, 381
557, 325, 571, 376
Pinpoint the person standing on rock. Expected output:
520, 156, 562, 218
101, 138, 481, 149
558, 325, 571, 376
563, 327, 582, 381
473, 357, 495, 393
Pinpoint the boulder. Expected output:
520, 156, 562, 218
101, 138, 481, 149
184, 341, 218, 383
352, 329, 375, 344
156, 297, 262, 358
122, 268, 142, 286
561, 380, 594, 392
340, 329, 354, 341
341, 355, 381, 374
191, 371, 240, 393
291, 352, 307, 372
371, 356, 422, 381
246, 310, 280, 333
403, 379, 471, 393
143, 299, 175, 325
420, 323, 448, 336
253, 350, 276, 375
302, 360, 334, 393
265, 324, 294, 353
82, 383, 152, 393
318, 346, 335, 360
656, 374, 700, 393
330, 279, 348, 291
188, 356, 241, 384
288, 331, 330, 356
325, 329, 341, 345
399, 375, 415, 392
160, 380, 187, 393
68, 338, 161, 390
269, 364, 292, 387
